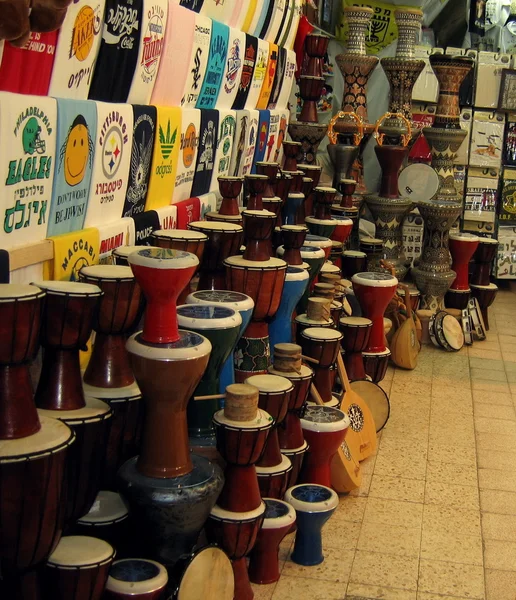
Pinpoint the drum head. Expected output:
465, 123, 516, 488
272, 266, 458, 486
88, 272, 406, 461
349, 380, 390, 433
442, 315, 465, 351
399, 163, 439, 202
176, 546, 234, 600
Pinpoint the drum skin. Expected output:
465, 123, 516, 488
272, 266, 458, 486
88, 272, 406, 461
104, 558, 169, 600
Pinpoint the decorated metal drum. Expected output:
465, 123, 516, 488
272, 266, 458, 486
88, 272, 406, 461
284, 484, 338, 566
449, 232, 479, 291
104, 558, 168, 599
300, 405, 350, 487
75, 491, 129, 552
213, 408, 273, 513
352, 272, 398, 353
248, 499, 296, 584
177, 304, 242, 438
43, 536, 116, 600
79, 265, 144, 389
269, 266, 309, 348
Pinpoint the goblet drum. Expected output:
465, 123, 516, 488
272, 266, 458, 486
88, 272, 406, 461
42, 536, 116, 600
0, 416, 74, 597
472, 237, 499, 286
295, 314, 333, 346
177, 304, 242, 438
449, 232, 479, 291
213, 407, 273, 513
363, 349, 391, 384
0, 284, 45, 439
283, 141, 302, 171
75, 491, 129, 552
284, 484, 339, 566
256, 162, 280, 198
104, 559, 168, 599
218, 175, 244, 216
128, 248, 199, 344
470, 283, 498, 331
300, 405, 350, 487
342, 250, 367, 279
269, 267, 310, 349
242, 209, 277, 261
188, 221, 243, 291
206, 503, 266, 600
339, 316, 372, 381
301, 328, 344, 405
112, 246, 145, 266
305, 216, 336, 240
248, 499, 296, 585
352, 272, 398, 353
33, 281, 103, 411
83, 382, 143, 490
245, 174, 268, 211
280, 225, 309, 265
79, 265, 143, 389
186, 290, 255, 393
39, 397, 113, 524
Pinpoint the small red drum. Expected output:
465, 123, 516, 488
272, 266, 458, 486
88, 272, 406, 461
300, 327, 343, 404
299, 405, 350, 487
128, 248, 199, 344
83, 382, 143, 491
352, 272, 398, 353
43, 536, 116, 600
112, 246, 144, 266
79, 265, 144, 389
0, 284, 45, 439
104, 558, 168, 599
206, 502, 265, 600
248, 499, 296, 585
281, 440, 309, 488
449, 232, 479, 291
330, 217, 353, 245
33, 281, 103, 411
218, 175, 244, 216
242, 209, 277, 261
213, 408, 273, 513
38, 398, 113, 524
472, 237, 499, 286
188, 221, 243, 290
256, 454, 293, 499
341, 250, 367, 279
363, 349, 391, 384
339, 316, 372, 381
280, 224, 308, 265
75, 491, 129, 552
470, 282, 498, 330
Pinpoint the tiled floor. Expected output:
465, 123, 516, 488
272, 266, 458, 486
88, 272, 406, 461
251, 285, 516, 600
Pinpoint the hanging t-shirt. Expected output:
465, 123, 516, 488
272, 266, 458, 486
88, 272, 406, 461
210, 109, 236, 192
181, 14, 212, 109
217, 28, 245, 110
267, 46, 287, 110
191, 109, 219, 197
256, 42, 278, 110
251, 110, 270, 173
173, 108, 201, 202
133, 209, 160, 244
196, 21, 229, 110
245, 37, 269, 110
231, 34, 257, 111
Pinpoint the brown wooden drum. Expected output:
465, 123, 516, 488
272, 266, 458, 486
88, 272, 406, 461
341, 250, 367, 279
281, 440, 309, 488
79, 265, 143, 389
111, 246, 146, 266
242, 209, 277, 261
256, 454, 293, 499
218, 175, 243, 216
470, 283, 498, 330
472, 237, 499, 286
43, 535, 116, 600
75, 491, 129, 552
280, 225, 308, 265
363, 349, 391, 384
339, 316, 372, 381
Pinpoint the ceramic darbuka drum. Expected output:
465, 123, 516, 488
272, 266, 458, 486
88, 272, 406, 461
177, 305, 242, 438
75, 491, 129, 551
79, 265, 143, 389
213, 408, 273, 513
186, 290, 255, 393
104, 559, 168, 599
43, 536, 115, 600
269, 266, 309, 348
300, 405, 350, 487
206, 503, 265, 600
285, 484, 338, 566
188, 221, 243, 290
352, 272, 398, 353
33, 281, 103, 412
339, 316, 372, 381
248, 499, 296, 584
301, 328, 343, 405
449, 232, 479, 291
472, 237, 499, 286
39, 398, 113, 524
470, 283, 498, 331
0, 284, 45, 439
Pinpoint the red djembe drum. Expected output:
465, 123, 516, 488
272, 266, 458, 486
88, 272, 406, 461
341, 250, 367, 279
282, 141, 302, 171
79, 265, 144, 389
188, 221, 243, 291
256, 161, 280, 198
298, 164, 322, 218
299, 76, 325, 123
245, 174, 269, 211
299, 405, 350, 487
246, 374, 294, 499
446, 232, 479, 310
472, 237, 499, 286
248, 499, 296, 585
204, 175, 244, 222
279, 225, 309, 266
242, 209, 277, 261
470, 283, 498, 331
339, 316, 372, 381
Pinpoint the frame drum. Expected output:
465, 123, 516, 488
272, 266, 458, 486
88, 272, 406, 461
468, 297, 487, 341
349, 379, 390, 433
429, 311, 465, 351
104, 558, 168, 599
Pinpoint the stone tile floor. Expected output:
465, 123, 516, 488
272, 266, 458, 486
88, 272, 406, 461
251, 285, 516, 600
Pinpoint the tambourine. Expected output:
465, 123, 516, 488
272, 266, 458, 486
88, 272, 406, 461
429, 311, 464, 352
327, 111, 364, 146
461, 308, 474, 346
374, 112, 412, 147
468, 297, 487, 341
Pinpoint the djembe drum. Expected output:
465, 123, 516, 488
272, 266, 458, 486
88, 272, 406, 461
248, 499, 296, 585
470, 283, 498, 330
245, 174, 268, 211
282, 192, 306, 226
42, 536, 116, 600
75, 491, 129, 552
472, 237, 499, 286
104, 559, 168, 599
301, 327, 343, 406
284, 484, 339, 566
330, 217, 353, 246
283, 141, 302, 171
295, 298, 334, 347
341, 250, 367, 279
214, 175, 244, 219
188, 221, 243, 290
269, 266, 310, 348
299, 406, 350, 487
34, 281, 103, 411
185, 290, 255, 393
242, 209, 277, 261
205, 503, 265, 600
112, 246, 146, 266
177, 304, 242, 438
279, 225, 309, 265
304, 234, 332, 260
79, 265, 143, 389
339, 316, 372, 381
446, 232, 479, 310
118, 248, 223, 567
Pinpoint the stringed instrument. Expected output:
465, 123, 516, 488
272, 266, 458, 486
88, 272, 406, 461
390, 284, 420, 370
